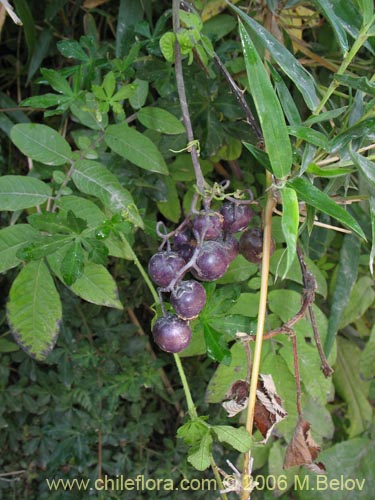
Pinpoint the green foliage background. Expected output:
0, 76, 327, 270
0, 0, 374, 498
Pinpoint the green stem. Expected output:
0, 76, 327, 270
173, 353, 197, 418
315, 15, 375, 115
210, 456, 228, 500
119, 233, 159, 304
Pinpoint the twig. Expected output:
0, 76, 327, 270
213, 52, 263, 142
172, 0, 206, 196
291, 331, 303, 418
297, 245, 333, 377
241, 173, 276, 500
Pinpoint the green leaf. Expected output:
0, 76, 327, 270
306, 163, 354, 178
156, 176, 181, 223
137, 107, 185, 135
60, 240, 84, 286
0, 175, 52, 210
288, 125, 329, 150
66, 210, 88, 234
115, 0, 144, 58
216, 254, 258, 284
212, 425, 252, 452
350, 147, 375, 185
358, 0, 374, 24
20, 94, 71, 109
187, 432, 212, 471
40, 68, 73, 96
159, 32, 176, 62
129, 79, 149, 109
303, 107, 347, 126
280, 187, 299, 278
27, 212, 73, 234
333, 337, 372, 437
14, 0, 37, 57
56, 195, 106, 229
239, 22, 292, 179
287, 177, 366, 239
314, 0, 349, 52
243, 142, 271, 171
205, 342, 248, 403
325, 234, 360, 355
71, 263, 122, 309
27, 29, 53, 85
105, 123, 168, 175
0, 224, 38, 273
56, 40, 89, 62
203, 323, 231, 364
0, 338, 19, 353
294, 437, 374, 500
72, 160, 143, 227
231, 4, 319, 111
335, 74, 375, 96
370, 195, 375, 275
17, 235, 73, 261
7, 260, 62, 360
339, 276, 375, 328
10, 123, 72, 166
360, 323, 375, 379
269, 66, 301, 126
177, 418, 209, 446
330, 117, 375, 153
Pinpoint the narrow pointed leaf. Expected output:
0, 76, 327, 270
314, 0, 349, 53
105, 123, 168, 175
330, 117, 375, 153
288, 125, 329, 150
239, 22, 292, 179
7, 260, 62, 360
287, 177, 366, 239
231, 4, 319, 110
0, 224, 38, 273
335, 74, 375, 97
60, 240, 84, 285
10, 123, 72, 166
280, 187, 299, 278
72, 160, 143, 228
0, 175, 52, 210
350, 148, 375, 185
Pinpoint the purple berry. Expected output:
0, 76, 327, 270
192, 240, 230, 281
219, 235, 239, 262
152, 314, 192, 353
148, 251, 186, 288
220, 202, 252, 233
239, 228, 275, 263
192, 210, 224, 241
171, 280, 206, 320
173, 226, 193, 249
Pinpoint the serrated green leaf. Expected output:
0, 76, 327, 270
7, 260, 62, 360
280, 187, 299, 278
56, 40, 89, 62
325, 233, 360, 355
72, 160, 143, 228
105, 123, 168, 175
40, 68, 73, 96
27, 212, 73, 234
212, 425, 252, 452
17, 235, 73, 261
314, 0, 349, 52
231, 5, 319, 111
333, 337, 372, 437
287, 177, 366, 239
205, 342, 248, 403
71, 263, 122, 309
239, 22, 292, 179
0, 224, 38, 273
10, 123, 72, 166
137, 107, 185, 135
187, 432, 212, 471
60, 240, 84, 286
177, 418, 209, 446
0, 175, 52, 210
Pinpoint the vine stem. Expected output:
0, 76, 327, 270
314, 14, 375, 114
172, 0, 206, 196
241, 172, 275, 500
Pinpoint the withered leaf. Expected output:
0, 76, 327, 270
283, 418, 326, 473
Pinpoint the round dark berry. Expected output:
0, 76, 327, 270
171, 280, 206, 320
192, 210, 224, 241
219, 234, 239, 262
152, 314, 192, 353
192, 240, 230, 281
148, 251, 186, 288
220, 202, 252, 233
239, 228, 275, 263
173, 226, 193, 250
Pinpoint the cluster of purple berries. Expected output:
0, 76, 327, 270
148, 201, 270, 354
